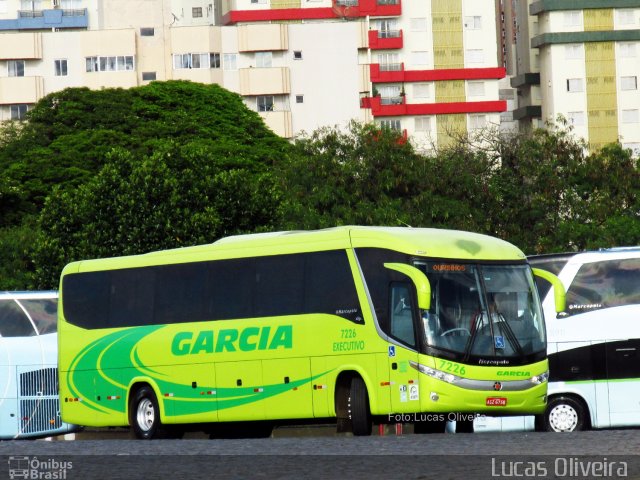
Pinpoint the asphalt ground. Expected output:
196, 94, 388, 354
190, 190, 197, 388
1, 426, 640, 479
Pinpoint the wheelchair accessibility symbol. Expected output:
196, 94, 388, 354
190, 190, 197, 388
495, 336, 505, 349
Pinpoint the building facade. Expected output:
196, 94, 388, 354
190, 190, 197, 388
0, 0, 507, 150
507, 0, 640, 154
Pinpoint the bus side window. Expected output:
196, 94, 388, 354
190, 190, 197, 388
388, 283, 416, 347
0, 300, 37, 337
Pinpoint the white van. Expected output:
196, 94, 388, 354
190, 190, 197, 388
475, 247, 640, 433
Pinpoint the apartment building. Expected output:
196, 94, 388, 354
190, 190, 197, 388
0, 0, 507, 150
506, 0, 640, 154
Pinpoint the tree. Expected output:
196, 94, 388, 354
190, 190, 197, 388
0, 81, 290, 289
488, 120, 588, 253
33, 143, 281, 288
0, 81, 287, 224
277, 121, 425, 229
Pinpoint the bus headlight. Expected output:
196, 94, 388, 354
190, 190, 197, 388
530, 371, 549, 385
410, 361, 461, 385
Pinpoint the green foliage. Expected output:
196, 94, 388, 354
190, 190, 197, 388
278, 121, 426, 228
0, 81, 287, 221
33, 143, 281, 288
0, 218, 38, 290
0, 81, 289, 289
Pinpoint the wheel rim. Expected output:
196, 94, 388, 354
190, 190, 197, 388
136, 398, 155, 432
548, 403, 578, 432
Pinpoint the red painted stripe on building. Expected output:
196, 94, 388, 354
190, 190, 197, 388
222, 1, 401, 25
223, 8, 336, 24
370, 64, 506, 83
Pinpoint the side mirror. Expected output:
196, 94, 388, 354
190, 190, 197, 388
532, 267, 566, 314
384, 263, 431, 310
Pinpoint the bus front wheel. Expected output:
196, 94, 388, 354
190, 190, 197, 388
541, 396, 588, 433
130, 385, 162, 439
348, 377, 372, 436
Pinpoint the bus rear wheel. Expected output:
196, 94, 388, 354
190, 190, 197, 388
130, 385, 162, 439
541, 396, 587, 433
348, 377, 372, 436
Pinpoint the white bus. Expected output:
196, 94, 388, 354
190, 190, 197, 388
0, 291, 77, 439
475, 247, 640, 433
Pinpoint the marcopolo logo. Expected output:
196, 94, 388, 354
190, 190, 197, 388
496, 370, 530, 378
171, 325, 293, 356
8, 456, 72, 479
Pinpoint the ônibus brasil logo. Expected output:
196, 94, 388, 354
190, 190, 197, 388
8, 456, 72, 479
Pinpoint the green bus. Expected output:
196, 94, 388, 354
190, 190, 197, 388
58, 227, 565, 439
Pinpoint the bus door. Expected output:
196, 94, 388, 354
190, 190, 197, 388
387, 282, 421, 414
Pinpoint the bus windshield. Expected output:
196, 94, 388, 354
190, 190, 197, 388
416, 262, 545, 361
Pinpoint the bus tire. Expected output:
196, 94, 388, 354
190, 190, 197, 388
348, 377, 372, 436
130, 385, 162, 440
542, 396, 588, 433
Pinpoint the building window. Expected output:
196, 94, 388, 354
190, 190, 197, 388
464, 16, 481, 29
86, 56, 134, 72
410, 17, 427, 32
466, 49, 484, 63
621, 76, 638, 90
378, 19, 398, 38
469, 114, 487, 129
140, 28, 155, 37
10, 104, 28, 120
257, 95, 274, 112
619, 42, 637, 57
296, 95, 304, 103
142, 72, 157, 81
563, 11, 582, 27
567, 111, 585, 126
564, 44, 583, 60
172, 53, 220, 69
617, 9, 635, 26
566, 78, 584, 92
413, 83, 430, 99
293, 51, 303, 60
54, 59, 67, 76
622, 109, 640, 123
223, 53, 237, 70
410, 51, 429, 66
379, 85, 402, 105
255, 52, 272, 68
378, 53, 400, 71
8, 60, 25, 77
380, 119, 401, 131
468, 81, 485, 97
415, 116, 431, 132
192, 7, 202, 18
210, 53, 221, 69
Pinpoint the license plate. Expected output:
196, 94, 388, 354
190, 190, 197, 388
486, 397, 507, 406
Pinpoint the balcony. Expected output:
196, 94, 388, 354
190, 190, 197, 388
0, 76, 44, 104
361, 94, 507, 117
368, 29, 403, 50
239, 67, 291, 96
0, 8, 88, 31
